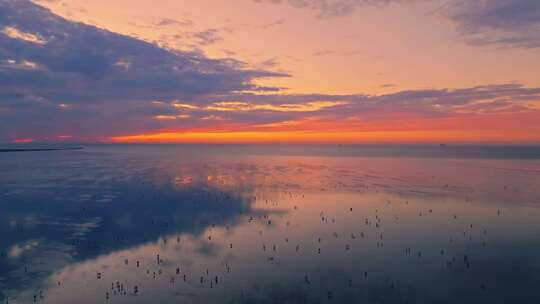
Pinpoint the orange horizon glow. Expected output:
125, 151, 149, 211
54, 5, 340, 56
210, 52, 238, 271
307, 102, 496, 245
109, 130, 540, 144
108, 111, 540, 144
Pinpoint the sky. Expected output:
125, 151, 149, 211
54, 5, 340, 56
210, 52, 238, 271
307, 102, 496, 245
1, 0, 540, 143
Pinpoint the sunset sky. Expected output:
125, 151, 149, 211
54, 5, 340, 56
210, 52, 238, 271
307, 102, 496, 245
1, 0, 540, 143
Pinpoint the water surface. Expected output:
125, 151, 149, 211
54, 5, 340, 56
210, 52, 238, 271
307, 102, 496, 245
1, 144, 540, 303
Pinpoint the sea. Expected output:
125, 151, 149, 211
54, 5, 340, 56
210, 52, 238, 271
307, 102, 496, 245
1, 144, 540, 303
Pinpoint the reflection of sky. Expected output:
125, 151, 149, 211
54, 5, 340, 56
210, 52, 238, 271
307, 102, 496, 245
1, 145, 540, 303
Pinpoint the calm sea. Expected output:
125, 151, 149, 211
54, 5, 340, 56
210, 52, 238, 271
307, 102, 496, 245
1, 144, 540, 303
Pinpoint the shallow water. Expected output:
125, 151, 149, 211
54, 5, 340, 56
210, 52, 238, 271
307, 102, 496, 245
1, 145, 540, 303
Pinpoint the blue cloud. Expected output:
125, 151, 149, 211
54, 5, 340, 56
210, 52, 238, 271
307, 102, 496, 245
145, 84, 540, 130
253, 0, 540, 49
252, 0, 406, 18
0, 0, 286, 140
446, 0, 540, 48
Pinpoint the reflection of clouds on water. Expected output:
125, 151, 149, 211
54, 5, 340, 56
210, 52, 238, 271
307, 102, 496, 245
8, 240, 40, 258
0, 155, 268, 301
0, 146, 540, 303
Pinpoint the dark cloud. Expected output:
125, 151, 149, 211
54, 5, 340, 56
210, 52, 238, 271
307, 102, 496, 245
252, 0, 407, 18
192, 28, 223, 46
154, 27, 231, 50
145, 83, 540, 131
0, 0, 286, 140
351, 84, 540, 117
256, 57, 281, 69
253, 0, 540, 49
155, 17, 194, 27
444, 0, 540, 48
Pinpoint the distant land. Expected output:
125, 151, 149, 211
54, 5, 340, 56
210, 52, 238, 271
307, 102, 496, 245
0, 147, 83, 153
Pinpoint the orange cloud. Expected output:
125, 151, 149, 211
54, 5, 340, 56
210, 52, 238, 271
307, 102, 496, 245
2, 26, 46, 45
172, 102, 200, 110
154, 114, 191, 120
206, 101, 347, 112
163, 101, 347, 113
